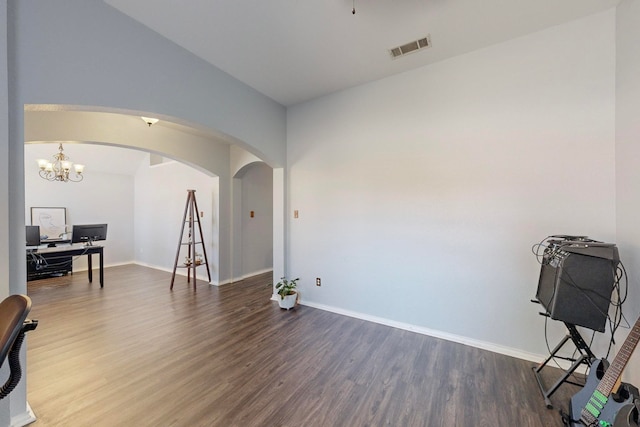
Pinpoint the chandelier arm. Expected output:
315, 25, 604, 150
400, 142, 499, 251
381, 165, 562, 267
37, 143, 84, 183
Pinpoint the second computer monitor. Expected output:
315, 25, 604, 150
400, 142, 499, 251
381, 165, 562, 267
71, 224, 108, 245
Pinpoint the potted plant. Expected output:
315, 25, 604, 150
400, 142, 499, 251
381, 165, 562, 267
275, 276, 299, 310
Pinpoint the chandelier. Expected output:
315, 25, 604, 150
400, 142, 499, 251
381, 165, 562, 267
37, 143, 85, 182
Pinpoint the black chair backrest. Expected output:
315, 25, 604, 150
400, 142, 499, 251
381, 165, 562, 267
0, 295, 31, 369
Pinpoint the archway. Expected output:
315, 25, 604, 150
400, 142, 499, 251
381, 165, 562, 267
231, 161, 274, 282
24, 107, 280, 286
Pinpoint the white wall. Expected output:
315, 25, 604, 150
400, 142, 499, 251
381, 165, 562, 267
24, 144, 139, 270
287, 10, 617, 359
615, 0, 640, 385
25, 143, 219, 282
25, 142, 219, 281
133, 156, 218, 284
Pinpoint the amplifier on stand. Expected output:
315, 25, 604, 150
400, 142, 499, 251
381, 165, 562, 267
535, 236, 619, 333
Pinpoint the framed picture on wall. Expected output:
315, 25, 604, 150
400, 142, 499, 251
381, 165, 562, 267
31, 207, 67, 239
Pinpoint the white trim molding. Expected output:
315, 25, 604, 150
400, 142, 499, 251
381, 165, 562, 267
298, 299, 548, 365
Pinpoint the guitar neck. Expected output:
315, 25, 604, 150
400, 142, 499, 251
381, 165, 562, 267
596, 317, 640, 396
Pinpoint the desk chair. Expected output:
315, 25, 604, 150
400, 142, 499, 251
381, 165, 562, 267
0, 295, 37, 399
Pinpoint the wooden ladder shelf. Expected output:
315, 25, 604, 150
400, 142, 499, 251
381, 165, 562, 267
170, 189, 211, 290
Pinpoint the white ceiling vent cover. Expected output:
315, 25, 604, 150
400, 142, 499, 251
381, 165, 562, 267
390, 35, 431, 59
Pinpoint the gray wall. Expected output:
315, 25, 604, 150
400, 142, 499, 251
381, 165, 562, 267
4, 0, 286, 423
1, 2, 14, 424
3, 0, 640, 424
240, 163, 273, 277
287, 10, 617, 360
615, 0, 640, 385
13, 0, 286, 166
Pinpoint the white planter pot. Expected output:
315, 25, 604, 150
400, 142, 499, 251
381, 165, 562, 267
278, 293, 297, 310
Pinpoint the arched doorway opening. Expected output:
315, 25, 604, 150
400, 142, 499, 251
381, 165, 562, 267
25, 142, 218, 283
231, 161, 274, 282
23, 106, 282, 287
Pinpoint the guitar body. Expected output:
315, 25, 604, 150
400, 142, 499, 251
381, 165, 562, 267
569, 359, 639, 427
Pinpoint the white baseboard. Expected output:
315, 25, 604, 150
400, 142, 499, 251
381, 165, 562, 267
11, 402, 36, 427
130, 262, 273, 287
133, 261, 215, 285
297, 299, 549, 365
73, 260, 131, 273
240, 268, 273, 280
117, 263, 556, 367
216, 269, 274, 287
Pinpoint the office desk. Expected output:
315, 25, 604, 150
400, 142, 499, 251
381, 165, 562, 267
27, 244, 104, 287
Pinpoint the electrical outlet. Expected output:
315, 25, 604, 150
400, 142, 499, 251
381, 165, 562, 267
316, 277, 321, 286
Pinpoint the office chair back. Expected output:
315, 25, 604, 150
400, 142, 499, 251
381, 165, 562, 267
0, 294, 38, 399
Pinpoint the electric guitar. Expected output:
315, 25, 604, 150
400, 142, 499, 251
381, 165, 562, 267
569, 316, 640, 427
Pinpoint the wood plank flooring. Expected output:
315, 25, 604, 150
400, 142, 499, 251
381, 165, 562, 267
26, 265, 579, 426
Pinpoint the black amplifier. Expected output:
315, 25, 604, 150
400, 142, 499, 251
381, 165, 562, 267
535, 236, 619, 332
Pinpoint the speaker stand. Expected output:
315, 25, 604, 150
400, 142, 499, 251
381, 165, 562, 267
532, 322, 595, 409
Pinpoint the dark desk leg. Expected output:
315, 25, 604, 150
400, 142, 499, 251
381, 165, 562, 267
87, 254, 93, 283
99, 249, 104, 288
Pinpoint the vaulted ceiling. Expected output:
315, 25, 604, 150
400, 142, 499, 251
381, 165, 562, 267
104, 0, 621, 106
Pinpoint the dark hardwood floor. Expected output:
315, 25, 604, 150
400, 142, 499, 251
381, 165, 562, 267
26, 265, 579, 426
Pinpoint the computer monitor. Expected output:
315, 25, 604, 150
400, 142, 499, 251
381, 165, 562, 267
26, 225, 40, 247
71, 224, 108, 245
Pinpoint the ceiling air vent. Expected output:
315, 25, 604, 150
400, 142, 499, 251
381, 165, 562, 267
390, 35, 431, 59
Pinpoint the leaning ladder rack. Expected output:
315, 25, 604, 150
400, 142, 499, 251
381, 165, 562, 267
170, 189, 211, 290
